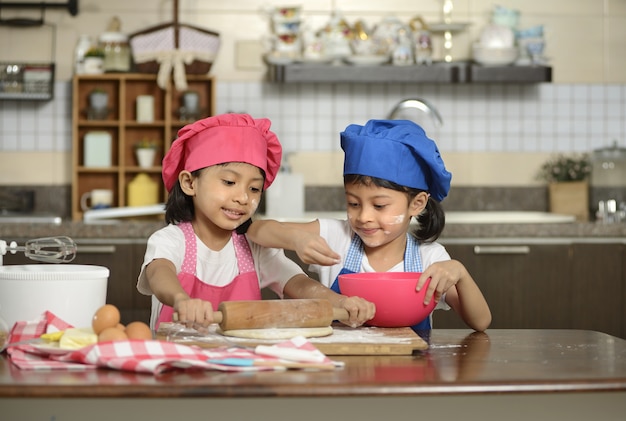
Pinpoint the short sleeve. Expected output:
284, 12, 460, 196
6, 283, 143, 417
136, 225, 185, 295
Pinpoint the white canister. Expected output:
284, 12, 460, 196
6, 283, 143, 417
136, 95, 155, 122
84, 131, 112, 167
0, 265, 109, 329
266, 172, 305, 218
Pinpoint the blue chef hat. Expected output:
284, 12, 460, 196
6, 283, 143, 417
341, 119, 452, 201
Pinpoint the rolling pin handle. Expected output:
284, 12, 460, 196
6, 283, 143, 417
213, 311, 223, 324
332, 308, 350, 321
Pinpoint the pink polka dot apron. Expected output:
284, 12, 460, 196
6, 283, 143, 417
156, 222, 261, 327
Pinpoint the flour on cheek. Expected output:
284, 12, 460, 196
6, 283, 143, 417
389, 214, 405, 224
382, 214, 405, 235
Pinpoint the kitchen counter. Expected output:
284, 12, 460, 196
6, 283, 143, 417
1, 329, 625, 420
1, 215, 625, 241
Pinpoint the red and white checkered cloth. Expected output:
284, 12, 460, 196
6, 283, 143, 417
5, 313, 340, 374
8, 310, 72, 343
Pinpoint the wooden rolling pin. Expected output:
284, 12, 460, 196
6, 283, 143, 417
174, 299, 349, 331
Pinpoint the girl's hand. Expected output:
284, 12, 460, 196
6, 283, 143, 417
336, 295, 376, 328
417, 260, 466, 305
292, 231, 341, 266
173, 296, 215, 328
417, 260, 492, 332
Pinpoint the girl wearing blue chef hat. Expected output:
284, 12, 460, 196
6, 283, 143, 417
249, 119, 491, 332
137, 113, 375, 331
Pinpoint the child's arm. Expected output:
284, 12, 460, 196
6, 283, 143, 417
145, 258, 215, 327
282, 273, 376, 328
248, 219, 341, 265
418, 260, 492, 332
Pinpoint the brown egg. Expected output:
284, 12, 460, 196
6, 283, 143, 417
98, 326, 128, 342
115, 323, 126, 331
125, 321, 152, 340
92, 304, 121, 334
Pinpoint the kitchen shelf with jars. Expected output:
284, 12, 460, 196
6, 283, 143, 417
263, 4, 551, 85
71, 73, 215, 221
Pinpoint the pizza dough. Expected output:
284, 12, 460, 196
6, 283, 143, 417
219, 325, 333, 340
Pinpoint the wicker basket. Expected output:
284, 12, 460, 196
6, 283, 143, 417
548, 181, 589, 222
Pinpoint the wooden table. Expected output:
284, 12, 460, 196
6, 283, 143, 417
2, 329, 626, 420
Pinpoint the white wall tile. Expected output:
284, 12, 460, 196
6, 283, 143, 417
2, 80, 625, 159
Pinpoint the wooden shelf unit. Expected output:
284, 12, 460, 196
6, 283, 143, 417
71, 73, 215, 221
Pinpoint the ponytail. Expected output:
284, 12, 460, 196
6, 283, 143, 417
412, 197, 445, 242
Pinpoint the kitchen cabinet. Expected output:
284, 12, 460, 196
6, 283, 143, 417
623, 245, 626, 339
3, 239, 151, 326
438, 242, 571, 330
438, 241, 625, 339
71, 73, 216, 221
569, 243, 624, 338
267, 62, 552, 84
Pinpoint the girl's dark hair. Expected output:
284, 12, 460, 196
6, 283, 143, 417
164, 169, 201, 224
344, 174, 445, 242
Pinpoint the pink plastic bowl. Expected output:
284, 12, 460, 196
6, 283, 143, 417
338, 272, 436, 327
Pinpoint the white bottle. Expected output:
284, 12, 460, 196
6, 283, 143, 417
74, 35, 93, 75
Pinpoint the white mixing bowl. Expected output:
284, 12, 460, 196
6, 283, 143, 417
0, 264, 109, 329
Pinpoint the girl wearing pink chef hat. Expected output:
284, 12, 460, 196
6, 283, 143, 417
137, 113, 375, 330
248, 119, 491, 332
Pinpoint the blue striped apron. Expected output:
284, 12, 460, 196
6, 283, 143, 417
330, 233, 431, 331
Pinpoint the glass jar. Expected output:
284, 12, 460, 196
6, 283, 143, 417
74, 34, 94, 74
99, 32, 131, 72
591, 141, 626, 187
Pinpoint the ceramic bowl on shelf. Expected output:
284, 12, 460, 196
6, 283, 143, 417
479, 24, 515, 48
344, 54, 389, 66
338, 272, 435, 327
472, 44, 518, 66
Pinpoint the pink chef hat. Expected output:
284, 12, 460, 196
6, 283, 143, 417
162, 113, 282, 192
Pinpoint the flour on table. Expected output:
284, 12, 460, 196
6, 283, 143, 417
309, 326, 416, 344
161, 323, 417, 345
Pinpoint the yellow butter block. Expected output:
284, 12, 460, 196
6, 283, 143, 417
59, 328, 98, 349
41, 331, 65, 342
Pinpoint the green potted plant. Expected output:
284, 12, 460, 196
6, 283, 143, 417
89, 88, 108, 109
537, 153, 591, 183
83, 47, 105, 74
134, 138, 159, 168
537, 153, 591, 221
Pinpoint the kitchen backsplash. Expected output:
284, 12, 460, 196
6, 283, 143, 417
0, 80, 624, 155
0, 184, 549, 218
3, 182, 616, 219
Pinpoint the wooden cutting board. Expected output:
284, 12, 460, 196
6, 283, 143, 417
157, 323, 428, 355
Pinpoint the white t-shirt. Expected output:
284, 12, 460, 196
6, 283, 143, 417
137, 224, 304, 329
311, 218, 451, 312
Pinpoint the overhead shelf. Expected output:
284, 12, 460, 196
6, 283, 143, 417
267, 61, 552, 84
466, 64, 552, 83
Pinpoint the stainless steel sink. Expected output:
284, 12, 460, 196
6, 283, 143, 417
0, 211, 62, 224
444, 211, 575, 224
